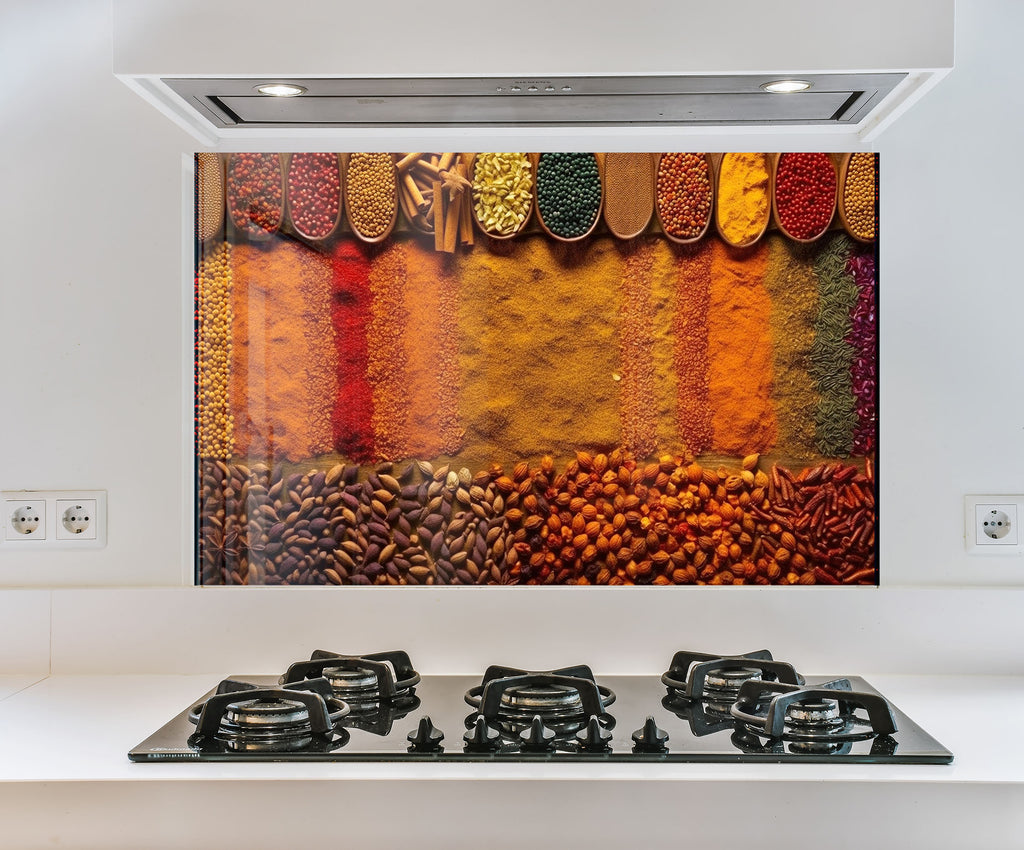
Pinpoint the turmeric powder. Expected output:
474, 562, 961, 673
716, 153, 770, 246
707, 238, 777, 453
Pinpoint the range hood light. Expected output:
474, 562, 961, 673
760, 79, 813, 93
255, 83, 306, 97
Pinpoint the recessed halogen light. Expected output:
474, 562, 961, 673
255, 83, 306, 97
760, 80, 812, 94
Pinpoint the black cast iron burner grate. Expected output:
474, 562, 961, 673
661, 649, 805, 704
279, 649, 421, 734
730, 677, 898, 744
187, 676, 351, 753
280, 649, 420, 702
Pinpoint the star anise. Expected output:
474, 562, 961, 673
206, 528, 241, 563
440, 168, 471, 196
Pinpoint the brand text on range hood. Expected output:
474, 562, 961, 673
164, 75, 906, 129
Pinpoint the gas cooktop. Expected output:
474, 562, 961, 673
128, 649, 953, 764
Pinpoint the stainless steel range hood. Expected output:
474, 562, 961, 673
113, 0, 953, 148
163, 74, 906, 129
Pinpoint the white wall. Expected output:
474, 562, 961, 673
877, 0, 1024, 585
1, 0, 194, 586
0, 0, 1021, 591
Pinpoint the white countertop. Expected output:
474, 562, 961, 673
0, 675, 46, 702
0, 673, 1021, 848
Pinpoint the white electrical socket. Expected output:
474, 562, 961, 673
56, 499, 98, 540
964, 495, 1024, 556
4, 500, 46, 541
0, 490, 106, 549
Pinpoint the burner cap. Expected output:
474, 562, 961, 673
224, 697, 311, 729
785, 698, 844, 734
216, 697, 315, 751
323, 665, 380, 694
500, 683, 584, 715
704, 666, 763, 694
466, 667, 615, 733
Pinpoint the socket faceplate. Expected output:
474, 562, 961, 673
964, 496, 1024, 556
0, 491, 106, 548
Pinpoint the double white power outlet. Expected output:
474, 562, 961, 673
964, 495, 1024, 556
1, 490, 107, 549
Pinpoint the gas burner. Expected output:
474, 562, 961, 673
279, 650, 421, 707
786, 697, 845, 735
187, 677, 350, 753
465, 665, 616, 737
661, 649, 804, 706
730, 677, 898, 744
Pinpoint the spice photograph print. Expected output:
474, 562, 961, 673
195, 152, 878, 588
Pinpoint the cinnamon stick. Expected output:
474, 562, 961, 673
433, 180, 444, 251
457, 162, 474, 245
413, 159, 442, 180
443, 190, 461, 253
398, 181, 419, 223
402, 172, 427, 210
395, 152, 423, 172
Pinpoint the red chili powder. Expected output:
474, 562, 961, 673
330, 240, 375, 462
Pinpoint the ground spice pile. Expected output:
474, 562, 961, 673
229, 241, 333, 462
809, 234, 858, 456
457, 236, 620, 469
603, 153, 655, 238
716, 153, 770, 247
404, 245, 463, 457
330, 240, 375, 462
367, 242, 412, 459
643, 241, 683, 454
762, 235, 820, 456
618, 239, 658, 457
298, 244, 337, 457
707, 239, 777, 453
196, 241, 234, 457
670, 242, 713, 453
